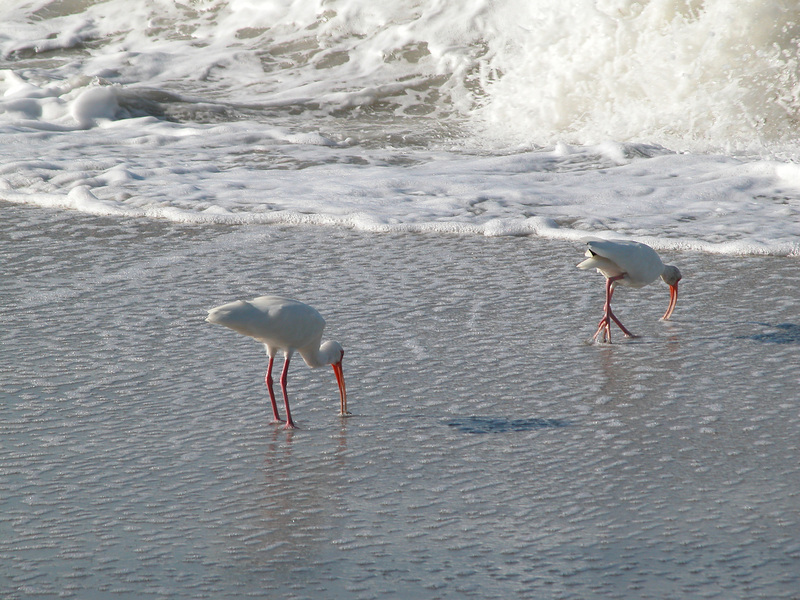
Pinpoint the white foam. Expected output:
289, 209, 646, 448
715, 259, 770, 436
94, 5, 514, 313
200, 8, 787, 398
2, 1, 800, 256
2, 116, 798, 255
472, 1, 800, 154
3, 0, 798, 152
70, 86, 120, 127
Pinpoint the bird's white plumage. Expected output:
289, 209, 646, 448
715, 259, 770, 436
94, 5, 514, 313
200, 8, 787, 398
206, 296, 327, 366
577, 239, 665, 288
206, 295, 347, 429
577, 239, 682, 342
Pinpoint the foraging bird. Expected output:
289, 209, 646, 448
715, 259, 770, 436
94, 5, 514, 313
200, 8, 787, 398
206, 296, 347, 429
577, 240, 681, 342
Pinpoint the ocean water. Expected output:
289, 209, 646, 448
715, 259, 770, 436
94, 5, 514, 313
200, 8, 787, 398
2, 1, 800, 598
2, 0, 800, 254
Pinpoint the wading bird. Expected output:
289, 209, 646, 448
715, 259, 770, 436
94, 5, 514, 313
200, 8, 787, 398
206, 296, 347, 429
577, 239, 681, 342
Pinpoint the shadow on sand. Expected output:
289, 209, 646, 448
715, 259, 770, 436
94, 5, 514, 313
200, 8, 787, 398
447, 416, 569, 434
744, 322, 800, 345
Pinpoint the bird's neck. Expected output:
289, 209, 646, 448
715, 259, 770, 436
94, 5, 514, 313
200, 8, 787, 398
300, 340, 341, 368
298, 344, 329, 368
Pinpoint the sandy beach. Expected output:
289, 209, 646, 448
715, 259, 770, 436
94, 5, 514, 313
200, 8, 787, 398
2, 203, 800, 599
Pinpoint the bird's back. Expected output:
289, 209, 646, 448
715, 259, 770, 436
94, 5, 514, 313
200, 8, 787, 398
581, 240, 664, 287
206, 295, 326, 352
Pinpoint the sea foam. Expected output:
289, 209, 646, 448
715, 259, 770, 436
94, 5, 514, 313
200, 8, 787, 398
1, 1, 800, 255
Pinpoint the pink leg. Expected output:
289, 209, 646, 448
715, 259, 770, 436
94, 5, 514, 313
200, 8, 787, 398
265, 356, 283, 424
279, 355, 298, 430
593, 317, 611, 343
593, 275, 635, 342
607, 307, 634, 337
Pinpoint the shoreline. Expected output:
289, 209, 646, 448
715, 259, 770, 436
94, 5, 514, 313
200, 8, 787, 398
2, 204, 800, 599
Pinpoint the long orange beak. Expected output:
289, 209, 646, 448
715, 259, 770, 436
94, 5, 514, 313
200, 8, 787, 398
332, 361, 348, 416
662, 283, 678, 320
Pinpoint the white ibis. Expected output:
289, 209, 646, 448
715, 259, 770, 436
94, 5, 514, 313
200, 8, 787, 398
577, 240, 681, 342
206, 296, 347, 429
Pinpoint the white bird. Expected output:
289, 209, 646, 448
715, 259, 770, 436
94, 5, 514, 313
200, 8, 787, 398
577, 240, 681, 342
206, 296, 347, 429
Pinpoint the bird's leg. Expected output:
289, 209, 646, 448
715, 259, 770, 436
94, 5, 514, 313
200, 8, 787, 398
280, 355, 298, 430
594, 275, 635, 342
265, 356, 283, 424
593, 314, 613, 343
607, 307, 635, 338
593, 276, 617, 342
593, 318, 612, 343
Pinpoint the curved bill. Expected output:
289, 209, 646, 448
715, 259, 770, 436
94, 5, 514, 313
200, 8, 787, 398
662, 284, 679, 320
332, 362, 349, 416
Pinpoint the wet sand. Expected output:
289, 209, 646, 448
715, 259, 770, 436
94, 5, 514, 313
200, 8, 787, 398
2, 203, 800, 599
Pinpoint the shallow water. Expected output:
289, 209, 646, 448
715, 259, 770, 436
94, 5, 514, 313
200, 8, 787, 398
2, 204, 799, 599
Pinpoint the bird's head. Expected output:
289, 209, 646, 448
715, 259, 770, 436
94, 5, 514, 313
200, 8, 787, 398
320, 341, 348, 417
660, 265, 682, 320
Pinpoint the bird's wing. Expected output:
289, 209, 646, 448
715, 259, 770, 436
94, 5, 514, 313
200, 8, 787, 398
584, 240, 663, 286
